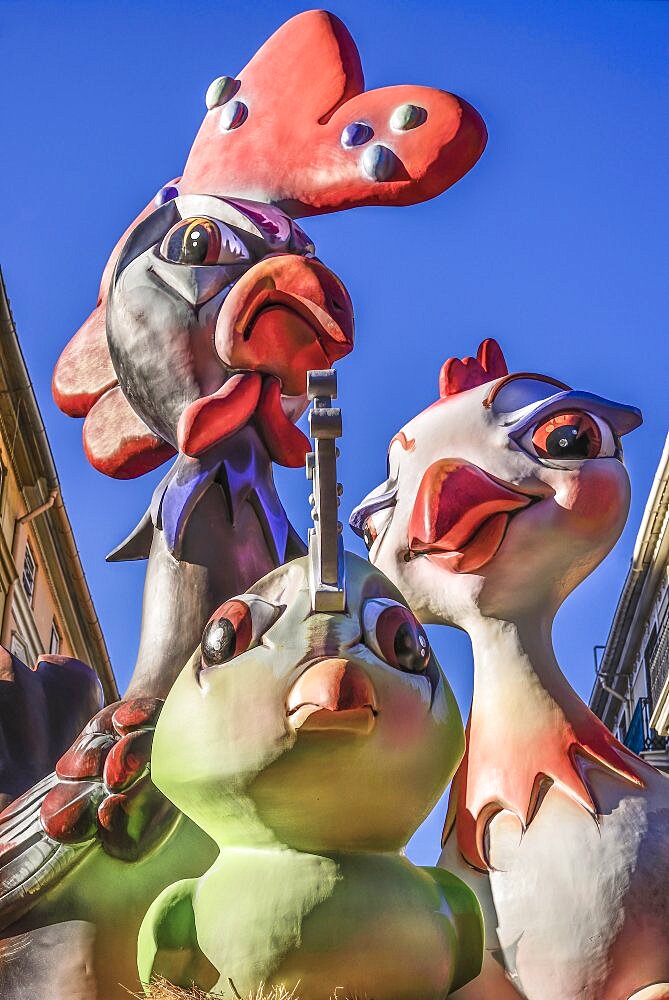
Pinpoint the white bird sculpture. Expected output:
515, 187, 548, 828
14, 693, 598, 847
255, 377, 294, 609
351, 338, 669, 1000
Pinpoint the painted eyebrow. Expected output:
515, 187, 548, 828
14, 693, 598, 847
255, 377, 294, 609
482, 372, 572, 409
389, 431, 416, 452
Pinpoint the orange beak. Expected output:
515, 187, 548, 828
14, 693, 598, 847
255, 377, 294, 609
286, 659, 377, 735
215, 254, 354, 396
176, 254, 354, 461
409, 459, 535, 574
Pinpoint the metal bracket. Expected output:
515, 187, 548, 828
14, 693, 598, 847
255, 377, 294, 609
306, 369, 346, 613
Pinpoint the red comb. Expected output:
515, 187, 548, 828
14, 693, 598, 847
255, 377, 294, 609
180, 10, 487, 216
438, 339, 508, 398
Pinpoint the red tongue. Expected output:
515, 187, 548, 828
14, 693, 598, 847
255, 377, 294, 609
177, 373, 262, 457
409, 459, 532, 552
254, 377, 311, 468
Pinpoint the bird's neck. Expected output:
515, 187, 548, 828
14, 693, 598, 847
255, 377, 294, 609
446, 611, 645, 870
125, 429, 296, 700
469, 612, 557, 693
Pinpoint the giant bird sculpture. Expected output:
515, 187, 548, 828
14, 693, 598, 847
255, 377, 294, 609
0, 12, 486, 1000
351, 340, 669, 1000
76, 191, 354, 700
136, 372, 483, 999
51, 8, 486, 702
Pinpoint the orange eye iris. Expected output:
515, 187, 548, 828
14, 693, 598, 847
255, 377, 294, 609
163, 217, 222, 265
531, 411, 602, 460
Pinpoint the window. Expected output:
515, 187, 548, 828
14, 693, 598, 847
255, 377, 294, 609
617, 713, 627, 741
644, 624, 658, 668
659, 589, 668, 628
49, 621, 61, 655
10, 631, 27, 664
22, 541, 36, 604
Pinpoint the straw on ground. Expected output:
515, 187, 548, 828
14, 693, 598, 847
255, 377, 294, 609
133, 977, 369, 1000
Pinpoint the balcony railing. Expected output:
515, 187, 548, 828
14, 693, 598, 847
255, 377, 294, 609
624, 696, 669, 755
649, 612, 669, 709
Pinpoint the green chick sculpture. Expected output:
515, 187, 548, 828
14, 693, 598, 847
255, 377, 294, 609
138, 372, 483, 1000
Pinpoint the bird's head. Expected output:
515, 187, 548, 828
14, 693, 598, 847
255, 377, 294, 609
105, 194, 353, 466
52, 10, 486, 480
151, 551, 463, 852
351, 339, 642, 626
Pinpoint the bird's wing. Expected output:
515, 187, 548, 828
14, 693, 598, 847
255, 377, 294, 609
0, 772, 92, 931
0, 696, 177, 932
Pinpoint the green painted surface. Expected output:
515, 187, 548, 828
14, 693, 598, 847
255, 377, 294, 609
139, 554, 483, 998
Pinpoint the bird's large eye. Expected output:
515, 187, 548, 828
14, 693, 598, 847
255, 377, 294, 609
362, 598, 430, 673
528, 411, 618, 460
160, 217, 250, 266
200, 596, 282, 670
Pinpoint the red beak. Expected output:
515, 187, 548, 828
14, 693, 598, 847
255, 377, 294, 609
177, 254, 354, 462
216, 254, 354, 395
409, 459, 534, 573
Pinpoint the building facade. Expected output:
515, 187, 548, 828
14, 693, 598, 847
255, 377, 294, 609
589, 432, 669, 770
0, 271, 116, 702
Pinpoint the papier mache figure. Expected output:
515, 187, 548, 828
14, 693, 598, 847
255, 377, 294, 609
0, 12, 486, 1000
52, 9, 486, 704
137, 371, 484, 999
351, 339, 669, 1000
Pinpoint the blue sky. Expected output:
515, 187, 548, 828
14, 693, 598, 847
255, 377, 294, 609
0, 1, 666, 864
